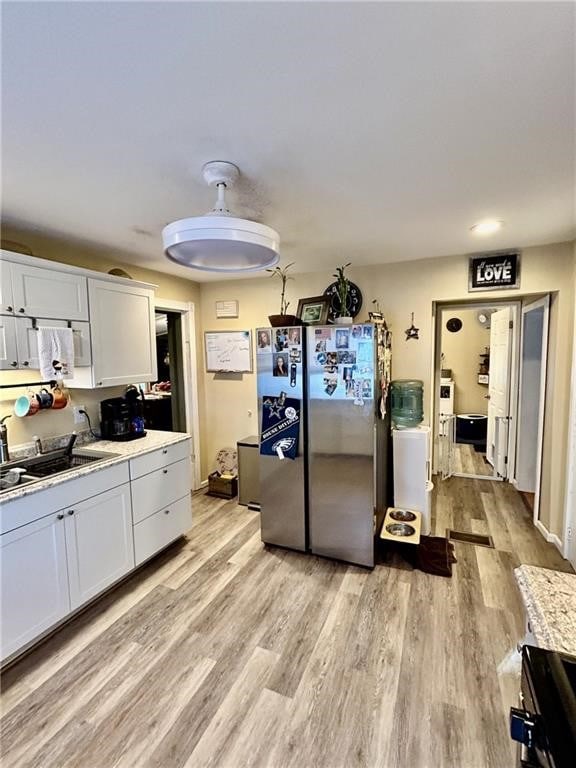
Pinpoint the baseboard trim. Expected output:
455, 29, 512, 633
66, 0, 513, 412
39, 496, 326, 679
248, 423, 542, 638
534, 519, 564, 553
200, 479, 208, 488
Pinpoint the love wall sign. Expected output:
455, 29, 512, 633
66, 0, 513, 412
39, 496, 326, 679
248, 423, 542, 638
468, 251, 520, 292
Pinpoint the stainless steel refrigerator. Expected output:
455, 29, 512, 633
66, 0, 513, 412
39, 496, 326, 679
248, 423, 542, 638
256, 326, 307, 551
256, 323, 389, 567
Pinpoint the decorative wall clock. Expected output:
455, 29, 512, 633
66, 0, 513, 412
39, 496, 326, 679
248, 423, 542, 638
446, 317, 463, 333
323, 281, 363, 322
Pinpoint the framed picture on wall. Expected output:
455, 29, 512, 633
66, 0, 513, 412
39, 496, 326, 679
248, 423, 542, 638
296, 296, 330, 325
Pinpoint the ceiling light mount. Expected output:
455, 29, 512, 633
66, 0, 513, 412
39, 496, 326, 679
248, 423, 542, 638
162, 161, 280, 273
470, 219, 504, 236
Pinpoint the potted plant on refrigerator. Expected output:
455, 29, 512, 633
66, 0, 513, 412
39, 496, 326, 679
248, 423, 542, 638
267, 262, 300, 327
333, 262, 353, 324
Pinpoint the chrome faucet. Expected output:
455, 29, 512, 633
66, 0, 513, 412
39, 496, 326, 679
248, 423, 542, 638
1, 415, 11, 464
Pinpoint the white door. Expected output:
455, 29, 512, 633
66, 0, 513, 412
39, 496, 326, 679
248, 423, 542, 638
10, 262, 89, 321
64, 483, 135, 610
487, 307, 513, 477
16, 318, 92, 370
516, 297, 549, 498
89, 279, 157, 388
0, 315, 19, 370
1, 513, 70, 661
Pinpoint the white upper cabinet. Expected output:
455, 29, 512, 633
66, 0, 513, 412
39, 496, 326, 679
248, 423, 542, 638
89, 278, 157, 388
0, 260, 15, 314
10, 262, 89, 321
0, 316, 19, 370
16, 318, 92, 369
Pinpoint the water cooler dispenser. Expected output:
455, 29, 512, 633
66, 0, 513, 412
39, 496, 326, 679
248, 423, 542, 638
392, 426, 433, 535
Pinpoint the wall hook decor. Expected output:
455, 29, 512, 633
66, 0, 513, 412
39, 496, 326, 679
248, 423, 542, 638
405, 312, 419, 340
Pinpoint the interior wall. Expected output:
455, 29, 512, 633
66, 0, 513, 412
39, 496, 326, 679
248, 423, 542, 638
440, 308, 491, 415
199, 241, 575, 539
0, 225, 203, 450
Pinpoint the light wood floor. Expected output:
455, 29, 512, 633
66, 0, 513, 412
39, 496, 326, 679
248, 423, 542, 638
453, 442, 493, 476
1, 478, 572, 768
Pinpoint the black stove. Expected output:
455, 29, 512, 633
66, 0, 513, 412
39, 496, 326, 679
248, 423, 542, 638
510, 644, 576, 767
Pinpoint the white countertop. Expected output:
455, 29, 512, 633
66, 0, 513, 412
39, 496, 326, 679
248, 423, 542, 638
1, 430, 190, 504
515, 564, 576, 655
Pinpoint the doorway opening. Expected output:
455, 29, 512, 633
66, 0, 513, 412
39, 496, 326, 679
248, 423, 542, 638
433, 297, 550, 523
145, 311, 187, 432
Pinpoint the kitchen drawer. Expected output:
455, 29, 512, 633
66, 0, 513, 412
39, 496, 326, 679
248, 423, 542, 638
133, 495, 192, 566
131, 458, 190, 524
129, 439, 191, 480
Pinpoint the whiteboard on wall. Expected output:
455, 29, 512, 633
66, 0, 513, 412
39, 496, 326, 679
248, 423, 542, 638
204, 330, 253, 373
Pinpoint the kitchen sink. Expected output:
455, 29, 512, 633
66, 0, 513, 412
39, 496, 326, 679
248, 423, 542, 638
1, 448, 118, 493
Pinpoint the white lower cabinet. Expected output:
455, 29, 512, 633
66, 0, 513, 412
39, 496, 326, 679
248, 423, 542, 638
133, 495, 192, 566
1, 442, 192, 663
65, 484, 134, 609
1, 513, 70, 660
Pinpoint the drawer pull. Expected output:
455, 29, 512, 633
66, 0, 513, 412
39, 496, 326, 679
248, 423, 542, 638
162, 449, 168, 454
67, 510, 75, 516
6, 305, 13, 312
18, 307, 25, 313
57, 514, 64, 520
163, 469, 168, 474
164, 509, 170, 514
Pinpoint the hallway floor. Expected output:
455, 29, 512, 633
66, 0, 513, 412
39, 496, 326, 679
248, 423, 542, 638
0, 479, 571, 768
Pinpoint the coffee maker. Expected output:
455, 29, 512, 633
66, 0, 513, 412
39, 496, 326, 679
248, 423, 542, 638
100, 389, 146, 441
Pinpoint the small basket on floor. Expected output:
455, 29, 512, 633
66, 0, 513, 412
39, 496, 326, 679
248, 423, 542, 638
207, 447, 238, 499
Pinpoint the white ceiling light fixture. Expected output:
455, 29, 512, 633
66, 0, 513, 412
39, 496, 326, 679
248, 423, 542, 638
162, 161, 280, 273
470, 219, 504, 236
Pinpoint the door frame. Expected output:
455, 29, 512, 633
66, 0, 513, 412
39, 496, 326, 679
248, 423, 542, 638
431, 299, 521, 481
563, 293, 576, 567
155, 298, 202, 490
515, 296, 550, 531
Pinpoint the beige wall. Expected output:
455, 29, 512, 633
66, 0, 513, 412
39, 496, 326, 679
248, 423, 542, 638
2, 225, 574, 541
440, 307, 491, 414
199, 241, 575, 539
0, 226, 203, 450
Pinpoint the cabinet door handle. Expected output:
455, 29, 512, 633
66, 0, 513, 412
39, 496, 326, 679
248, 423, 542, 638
18, 307, 25, 313
10, 361, 18, 367
22, 361, 29, 367
162, 449, 168, 454
163, 469, 168, 474
57, 514, 64, 520
67, 510, 75, 515
164, 509, 170, 514
6, 305, 13, 312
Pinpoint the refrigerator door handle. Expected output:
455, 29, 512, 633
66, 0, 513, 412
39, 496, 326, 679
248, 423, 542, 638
373, 424, 377, 509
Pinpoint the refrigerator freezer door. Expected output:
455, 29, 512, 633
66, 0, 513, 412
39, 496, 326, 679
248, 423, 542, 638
307, 324, 376, 567
257, 327, 307, 551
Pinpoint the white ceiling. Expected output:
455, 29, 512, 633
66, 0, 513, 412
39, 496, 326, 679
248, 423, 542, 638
2, 1, 575, 282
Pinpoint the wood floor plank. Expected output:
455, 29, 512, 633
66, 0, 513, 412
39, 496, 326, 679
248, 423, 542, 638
183, 646, 280, 768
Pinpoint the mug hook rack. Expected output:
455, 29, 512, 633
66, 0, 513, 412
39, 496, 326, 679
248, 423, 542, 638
0, 380, 58, 391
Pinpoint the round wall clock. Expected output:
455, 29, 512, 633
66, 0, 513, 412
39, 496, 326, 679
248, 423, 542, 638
323, 281, 363, 322
446, 317, 463, 333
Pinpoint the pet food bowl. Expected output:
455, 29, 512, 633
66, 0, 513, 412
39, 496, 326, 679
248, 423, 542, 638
389, 509, 417, 522
385, 522, 416, 537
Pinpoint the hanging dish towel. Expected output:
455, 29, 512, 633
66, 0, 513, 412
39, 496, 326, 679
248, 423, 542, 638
37, 327, 75, 380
